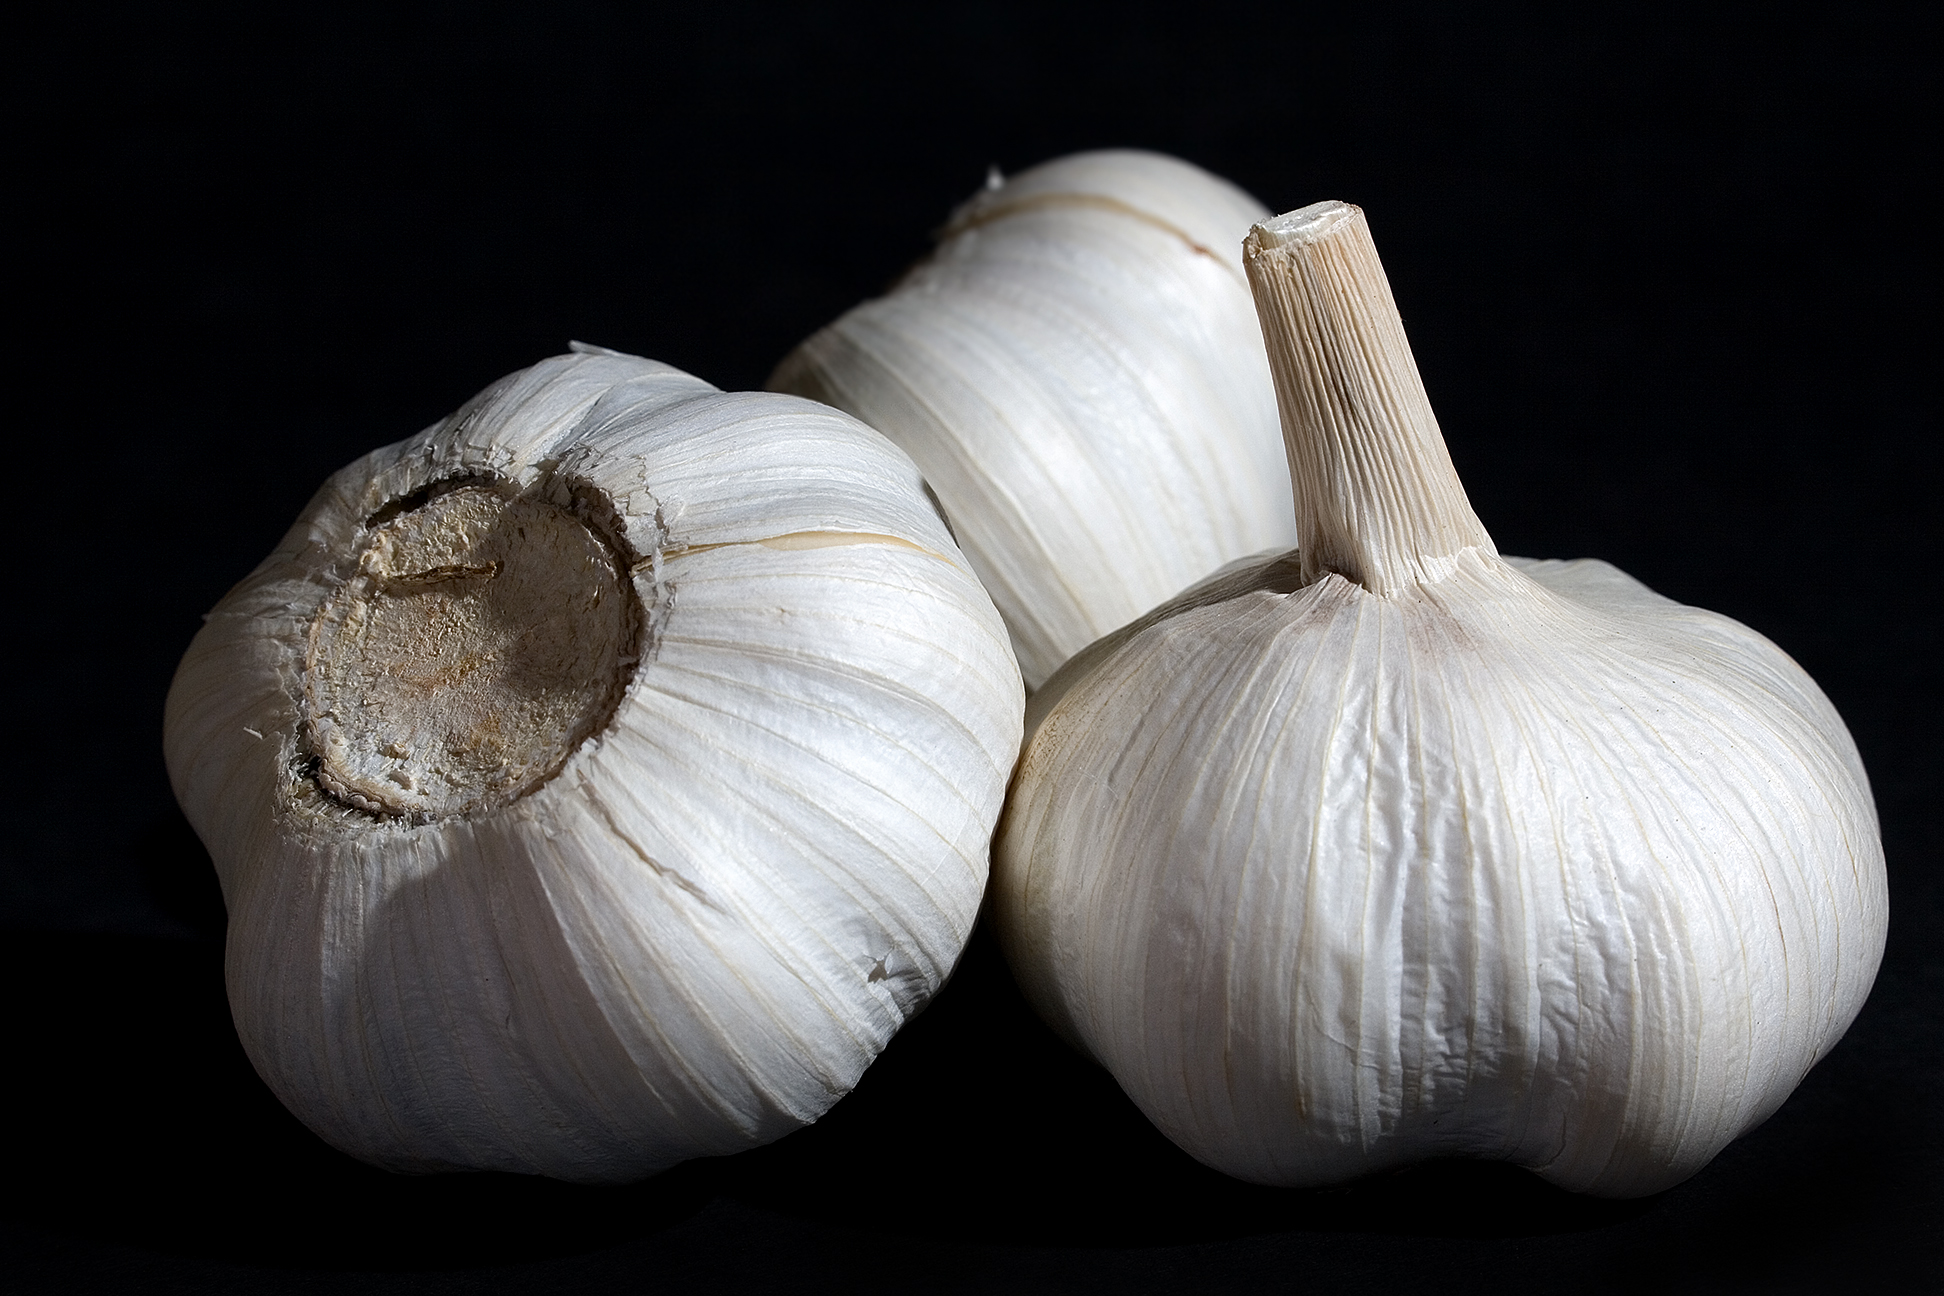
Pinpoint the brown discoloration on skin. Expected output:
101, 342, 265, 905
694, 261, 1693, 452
303, 478, 643, 822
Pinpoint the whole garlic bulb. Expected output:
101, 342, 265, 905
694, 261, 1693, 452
995, 203, 1886, 1197
164, 345, 1023, 1183
770, 149, 1297, 688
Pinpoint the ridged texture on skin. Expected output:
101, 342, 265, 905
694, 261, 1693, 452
997, 549, 1884, 1197
994, 200, 1887, 1198
769, 150, 1296, 688
164, 348, 1024, 1182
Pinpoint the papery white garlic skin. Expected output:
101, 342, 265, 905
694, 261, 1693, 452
994, 204, 1887, 1198
164, 346, 1023, 1183
770, 149, 1297, 688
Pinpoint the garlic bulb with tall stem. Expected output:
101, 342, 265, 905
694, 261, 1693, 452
165, 345, 1023, 1183
995, 202, 1886, 1197
770, 150, 1296, 688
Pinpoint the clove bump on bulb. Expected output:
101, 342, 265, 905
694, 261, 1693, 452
166, 345, 1024, 1183
995, 201, 1887, 1198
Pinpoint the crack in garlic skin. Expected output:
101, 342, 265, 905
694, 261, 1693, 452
939, 190, 1241, 286
647, 530, 952, 565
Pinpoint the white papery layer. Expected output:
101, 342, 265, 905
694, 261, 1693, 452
165, 350, 1023, 1182
771, 150, 1296, 688
997, 550, 1884, 1197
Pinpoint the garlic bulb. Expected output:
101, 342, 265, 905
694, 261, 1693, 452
995, 203, 1886, 1198
770, 149, 1297, 688
164, 345, 1023, 1183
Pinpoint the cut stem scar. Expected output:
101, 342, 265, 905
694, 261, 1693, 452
304, 482, 641, 821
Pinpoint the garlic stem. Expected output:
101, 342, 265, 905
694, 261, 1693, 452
1243, 201, 1495, 595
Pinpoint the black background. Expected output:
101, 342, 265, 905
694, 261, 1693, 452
5, 3, 1937, 1291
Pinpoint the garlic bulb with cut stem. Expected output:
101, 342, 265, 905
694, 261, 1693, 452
770, 149, 1297, 689
164, 345, 1023, 1183
995, 202, 1886, 1198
